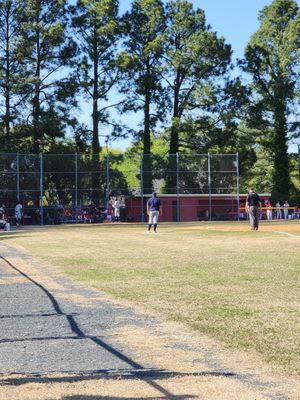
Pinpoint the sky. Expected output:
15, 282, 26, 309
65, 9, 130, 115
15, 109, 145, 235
80, 0, 300, 151
120, 0, 272, 59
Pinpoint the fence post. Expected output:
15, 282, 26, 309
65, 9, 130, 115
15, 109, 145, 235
236, 152, 240, 221
176, 152, 180, 222
75, 152, 78, 221
208, 153, 212, 221
16, 152, 20, 201
106, 152, 110, 210
140, 154, 144, 222
40, 153, 44, 226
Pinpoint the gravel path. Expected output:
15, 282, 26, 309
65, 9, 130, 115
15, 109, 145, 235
0, 243, 158, 376
0, 241, 299, 399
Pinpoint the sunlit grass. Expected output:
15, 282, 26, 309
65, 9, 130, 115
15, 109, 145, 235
3, 221, 300, 376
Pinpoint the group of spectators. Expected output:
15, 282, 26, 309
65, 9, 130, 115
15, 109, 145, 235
0, 201, 22, 230
264, 200, 295, 220
0, 197, 123, 228
54, 198, 122, 224
240, 199, 298, 220
245, 187, 300, 231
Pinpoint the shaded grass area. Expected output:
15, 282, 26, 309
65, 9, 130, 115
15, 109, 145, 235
2, 222, 300, 376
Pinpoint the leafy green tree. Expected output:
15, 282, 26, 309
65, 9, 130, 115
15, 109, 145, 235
71, 0, 120, 203
241, 0, 300, 200
163, 0, 232, 155
119, 0, 166, 193
71, 0, 120, 155
115, 143, 142, 192
101, 148, 130, 199
244, 146, 273, 194
117, 136, 169, 194
166, 78, 248, 154
0, 0, 26, 147
161, 0, 233, 192
20, 0, 76, 153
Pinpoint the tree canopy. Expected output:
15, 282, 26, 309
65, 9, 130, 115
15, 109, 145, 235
241, 0, 300, 199
0, 0, 299, 199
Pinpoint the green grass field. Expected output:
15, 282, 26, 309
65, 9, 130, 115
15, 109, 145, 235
2, 221, 300, 376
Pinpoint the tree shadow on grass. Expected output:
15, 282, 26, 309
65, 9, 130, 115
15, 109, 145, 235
0, 255, 199, 399
0, 233, 30, 241
63, 396, 194, 400
0, 369, 236, 386
0, 255, 249, 400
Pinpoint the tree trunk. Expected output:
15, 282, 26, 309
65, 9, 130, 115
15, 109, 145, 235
167, 70, 181, 193
4, 4, 10, 141
143, 81, 152, 194
32, 11, 41, 154
169, 69, 180, 155
141, 58, 153, 195
91, 29, 101, 204
272, 90, 290, 200
92, 46, 100, 156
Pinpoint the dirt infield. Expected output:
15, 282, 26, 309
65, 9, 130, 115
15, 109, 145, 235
0, 240, 300, 399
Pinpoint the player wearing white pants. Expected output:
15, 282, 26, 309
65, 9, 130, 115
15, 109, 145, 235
149, 210, 159, 224
283, 200, 289, 219
113, 199, 120, 221
147, 192, 162, 233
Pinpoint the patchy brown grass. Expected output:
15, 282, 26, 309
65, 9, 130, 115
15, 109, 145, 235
2, 221, 300, 377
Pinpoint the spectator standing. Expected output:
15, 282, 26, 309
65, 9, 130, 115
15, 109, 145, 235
246, 187, 262, 230
147, 192, 162, 233
283, 200, 290, 219
106, 209, 112, 222
294, 205, 300, 219
275, 201, 281, 219
113, 198, 121, 222
239, 202, 246, 220
15, 201, 23, 226
0, 204, 6, 229
35, 207, 42, 224
0, 204, 5, 220
57, 203, 64, 223
266, 200, 272, 220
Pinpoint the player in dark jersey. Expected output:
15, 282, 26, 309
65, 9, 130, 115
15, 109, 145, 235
147, 192, 162, 233
246, 187, 262, 230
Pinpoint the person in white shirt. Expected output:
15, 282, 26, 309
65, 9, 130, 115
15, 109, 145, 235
0, 204, 6, 229
15, 201, 23, 226
275, 201, 281, 219
283, 200, 289, 219
113, 198, 121, 222
0, 204, 5, 220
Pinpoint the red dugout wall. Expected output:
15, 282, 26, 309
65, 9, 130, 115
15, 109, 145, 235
125, 194, 270, 222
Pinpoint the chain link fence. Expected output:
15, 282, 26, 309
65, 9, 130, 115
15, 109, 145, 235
0, 152, 240, 225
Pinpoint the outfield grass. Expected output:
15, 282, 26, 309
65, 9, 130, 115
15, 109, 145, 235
2, 221, 300, 376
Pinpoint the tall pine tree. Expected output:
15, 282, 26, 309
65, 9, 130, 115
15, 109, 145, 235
0, 0, 26, 148
120, 0, 166, 193
241, 0, 300, 200
20, 0, 76, 153
71, 0, 120, 203
162, 0, 232, 191
164, 0, 232, 155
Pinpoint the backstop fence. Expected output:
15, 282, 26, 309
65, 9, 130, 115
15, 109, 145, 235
0, 152, 241, 225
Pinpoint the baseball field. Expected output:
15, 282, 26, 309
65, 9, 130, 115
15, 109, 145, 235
2, 220, 299, 379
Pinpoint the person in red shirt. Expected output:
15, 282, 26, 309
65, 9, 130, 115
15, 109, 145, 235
266, 200, 272, 220
239, 202, 246, 220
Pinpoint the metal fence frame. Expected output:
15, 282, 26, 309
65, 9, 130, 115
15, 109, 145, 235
0, 152, 240, 224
